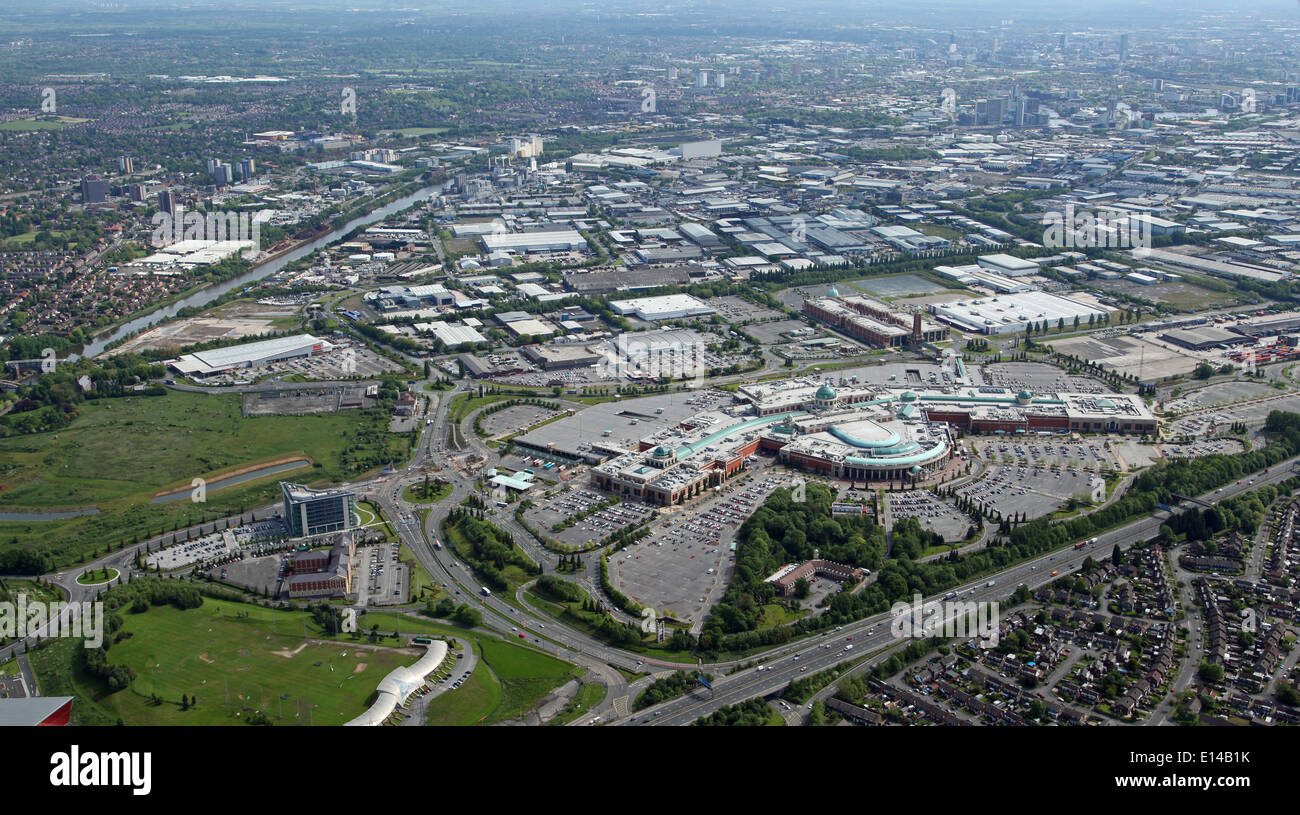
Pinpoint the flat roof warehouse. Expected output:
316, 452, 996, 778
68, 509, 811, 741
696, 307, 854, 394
929, 291, 1109, 335
167, 333, 331, 378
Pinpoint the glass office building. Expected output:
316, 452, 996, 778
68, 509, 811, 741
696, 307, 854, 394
281, 482, 357, 538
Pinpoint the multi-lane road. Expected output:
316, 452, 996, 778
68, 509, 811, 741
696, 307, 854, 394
7, 359, 1300, 724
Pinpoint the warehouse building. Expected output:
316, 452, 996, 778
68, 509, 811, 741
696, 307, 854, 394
481, 229, 590, 254
976, 253, 1040, 277
167, 334, 331, 379
522, 343, 603, 370
364, 284, 455, 312
929, 291, 1109, 336
609, 293, 716, 321
1160, 325, 1253, 350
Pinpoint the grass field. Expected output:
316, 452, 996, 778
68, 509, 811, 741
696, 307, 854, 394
756, 603, 807, 630
423, 656, 501, 725
0, 390, 408, 567
46, 599, 419, 726
27, 595, 583, 726
0, 116, 89, 131
423, 633, 577, 725
396, 126, 450, 136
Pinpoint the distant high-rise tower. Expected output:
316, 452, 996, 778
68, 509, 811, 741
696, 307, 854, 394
118, 156, 134, 174
668, 66, 679, 81
157, 189, 175, 214
238, 158, 255, 180
716, 73, 725, 89
80, 177, 107, 204
1119, 34, 1130, 64
697, 70, 708, 88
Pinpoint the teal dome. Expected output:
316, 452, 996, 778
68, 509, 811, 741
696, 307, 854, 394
900, 391, 918, 402
1018, 389, 1033, 401
815, 384, 838, 401
827, 285, 839, 297
653, 445, 672, 458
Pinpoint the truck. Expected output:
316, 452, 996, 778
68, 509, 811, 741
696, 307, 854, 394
1073, 541, 1087, 550
433, 538, 442, 551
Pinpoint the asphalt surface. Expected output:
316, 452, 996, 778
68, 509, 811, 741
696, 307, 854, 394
7, 353, 1300, 724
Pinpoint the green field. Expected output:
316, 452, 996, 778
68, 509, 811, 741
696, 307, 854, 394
0, 390, 410, 567
423, 633, 577, 725
396, 126, 450, 136
423, 657, 501, 725
0, 116, 89, 131
28, 593, 583, 726
47, 600, 420, 726
77, 568, 120, 585
756, 603, 808, 630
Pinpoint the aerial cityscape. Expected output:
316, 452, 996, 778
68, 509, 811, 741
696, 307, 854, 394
1, 0, 1299, 756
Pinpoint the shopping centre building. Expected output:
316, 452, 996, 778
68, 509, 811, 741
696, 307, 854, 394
586, 376, 1156, 505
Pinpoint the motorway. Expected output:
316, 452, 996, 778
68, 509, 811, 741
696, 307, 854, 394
7, 352, 1300, 724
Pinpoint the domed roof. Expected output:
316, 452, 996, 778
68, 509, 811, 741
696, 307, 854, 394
1018, 389, 1033, 401
827, 285, 839, 297
900, 391, 918, 402
815, 383, 838, 401
652, 445, 672, 458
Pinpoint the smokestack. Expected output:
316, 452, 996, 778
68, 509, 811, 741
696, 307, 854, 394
913, 313, 922, 343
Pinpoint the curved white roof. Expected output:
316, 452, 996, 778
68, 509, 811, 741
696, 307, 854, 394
344, 641, 447, 727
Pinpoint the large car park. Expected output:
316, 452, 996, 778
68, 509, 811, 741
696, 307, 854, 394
885, 491, 973, 541
609, 472, 788, 628
363, 541, 408, 605
522, 488, 655, 547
